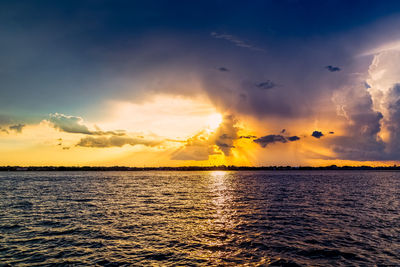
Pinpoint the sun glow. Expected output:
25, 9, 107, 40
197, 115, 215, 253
207, 113, 223, 130
102, 95, 220, 139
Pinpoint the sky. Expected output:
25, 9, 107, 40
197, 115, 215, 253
2, 0, 400, 166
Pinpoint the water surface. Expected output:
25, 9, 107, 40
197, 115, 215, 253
0, 171, 399, 266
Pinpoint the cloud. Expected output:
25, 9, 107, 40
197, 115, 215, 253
171, 131, 221, 161
0, 123, 25, 134
239, 135, 257, 139
324, 48, 400, 161
47, 113, 125, 136
0, 127, 9, 134
253, 134, 287, 148
219, 133, 233, 139
383, 84, 400, 154
215, 141, 235, 149
171, 114, 239, 160
218, 67, 229, 72
76, 135, 162, 148
311, 131, 324, 138
48, 113, 92, 134
213, 115, 239, 156
211, 32, 265, 52
256, 80, 276, 90
9, 124, 25, 133
330, 83, 385, 160
325, 65, 341, 72
288, 136, 300, 141
48, 114, 163, 149
198, 41, 350, 120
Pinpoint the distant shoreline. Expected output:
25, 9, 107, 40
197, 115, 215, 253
1, 166, 399, 171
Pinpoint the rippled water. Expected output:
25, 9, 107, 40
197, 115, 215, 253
0, 171, 399, 266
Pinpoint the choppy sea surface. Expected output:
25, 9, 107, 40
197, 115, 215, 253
0, 171, 399, 266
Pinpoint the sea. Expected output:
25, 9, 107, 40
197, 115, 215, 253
0, 171, 399, 266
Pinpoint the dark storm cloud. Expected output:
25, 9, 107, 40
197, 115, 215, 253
9, 124, 25, 133
199, 31, 360, 120
379, 83, 400, 157
325, 65, 341, 72
256, 80, 276, 90
253, 135, 287, 148
311, 131, 324, 139
288, 136, 300, 141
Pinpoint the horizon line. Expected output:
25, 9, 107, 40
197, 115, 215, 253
1, 165, 400, 171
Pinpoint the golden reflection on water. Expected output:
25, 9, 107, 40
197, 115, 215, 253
199, 171, 271, 265
194, 171, 238, 264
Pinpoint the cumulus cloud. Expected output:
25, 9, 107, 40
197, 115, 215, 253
9, 124, 25, 133
330, 83, 385, 160
311, 131, 324, 138
171, 115, 239, 160
76, 135, 162, 148
211, 32, 265, 52
47, 113, 125, 136
213, 115, 239, 155
171, 131, 221, 161
253, 134, 287, 148
48, 113, 92, 134
361, 50, 400, 159
325, 48, 400, 161
325, 65, 341, 72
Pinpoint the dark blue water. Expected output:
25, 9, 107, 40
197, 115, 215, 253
0, 171, 399, 266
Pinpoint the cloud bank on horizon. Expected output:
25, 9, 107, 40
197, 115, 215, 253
3, 0, 400, 165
